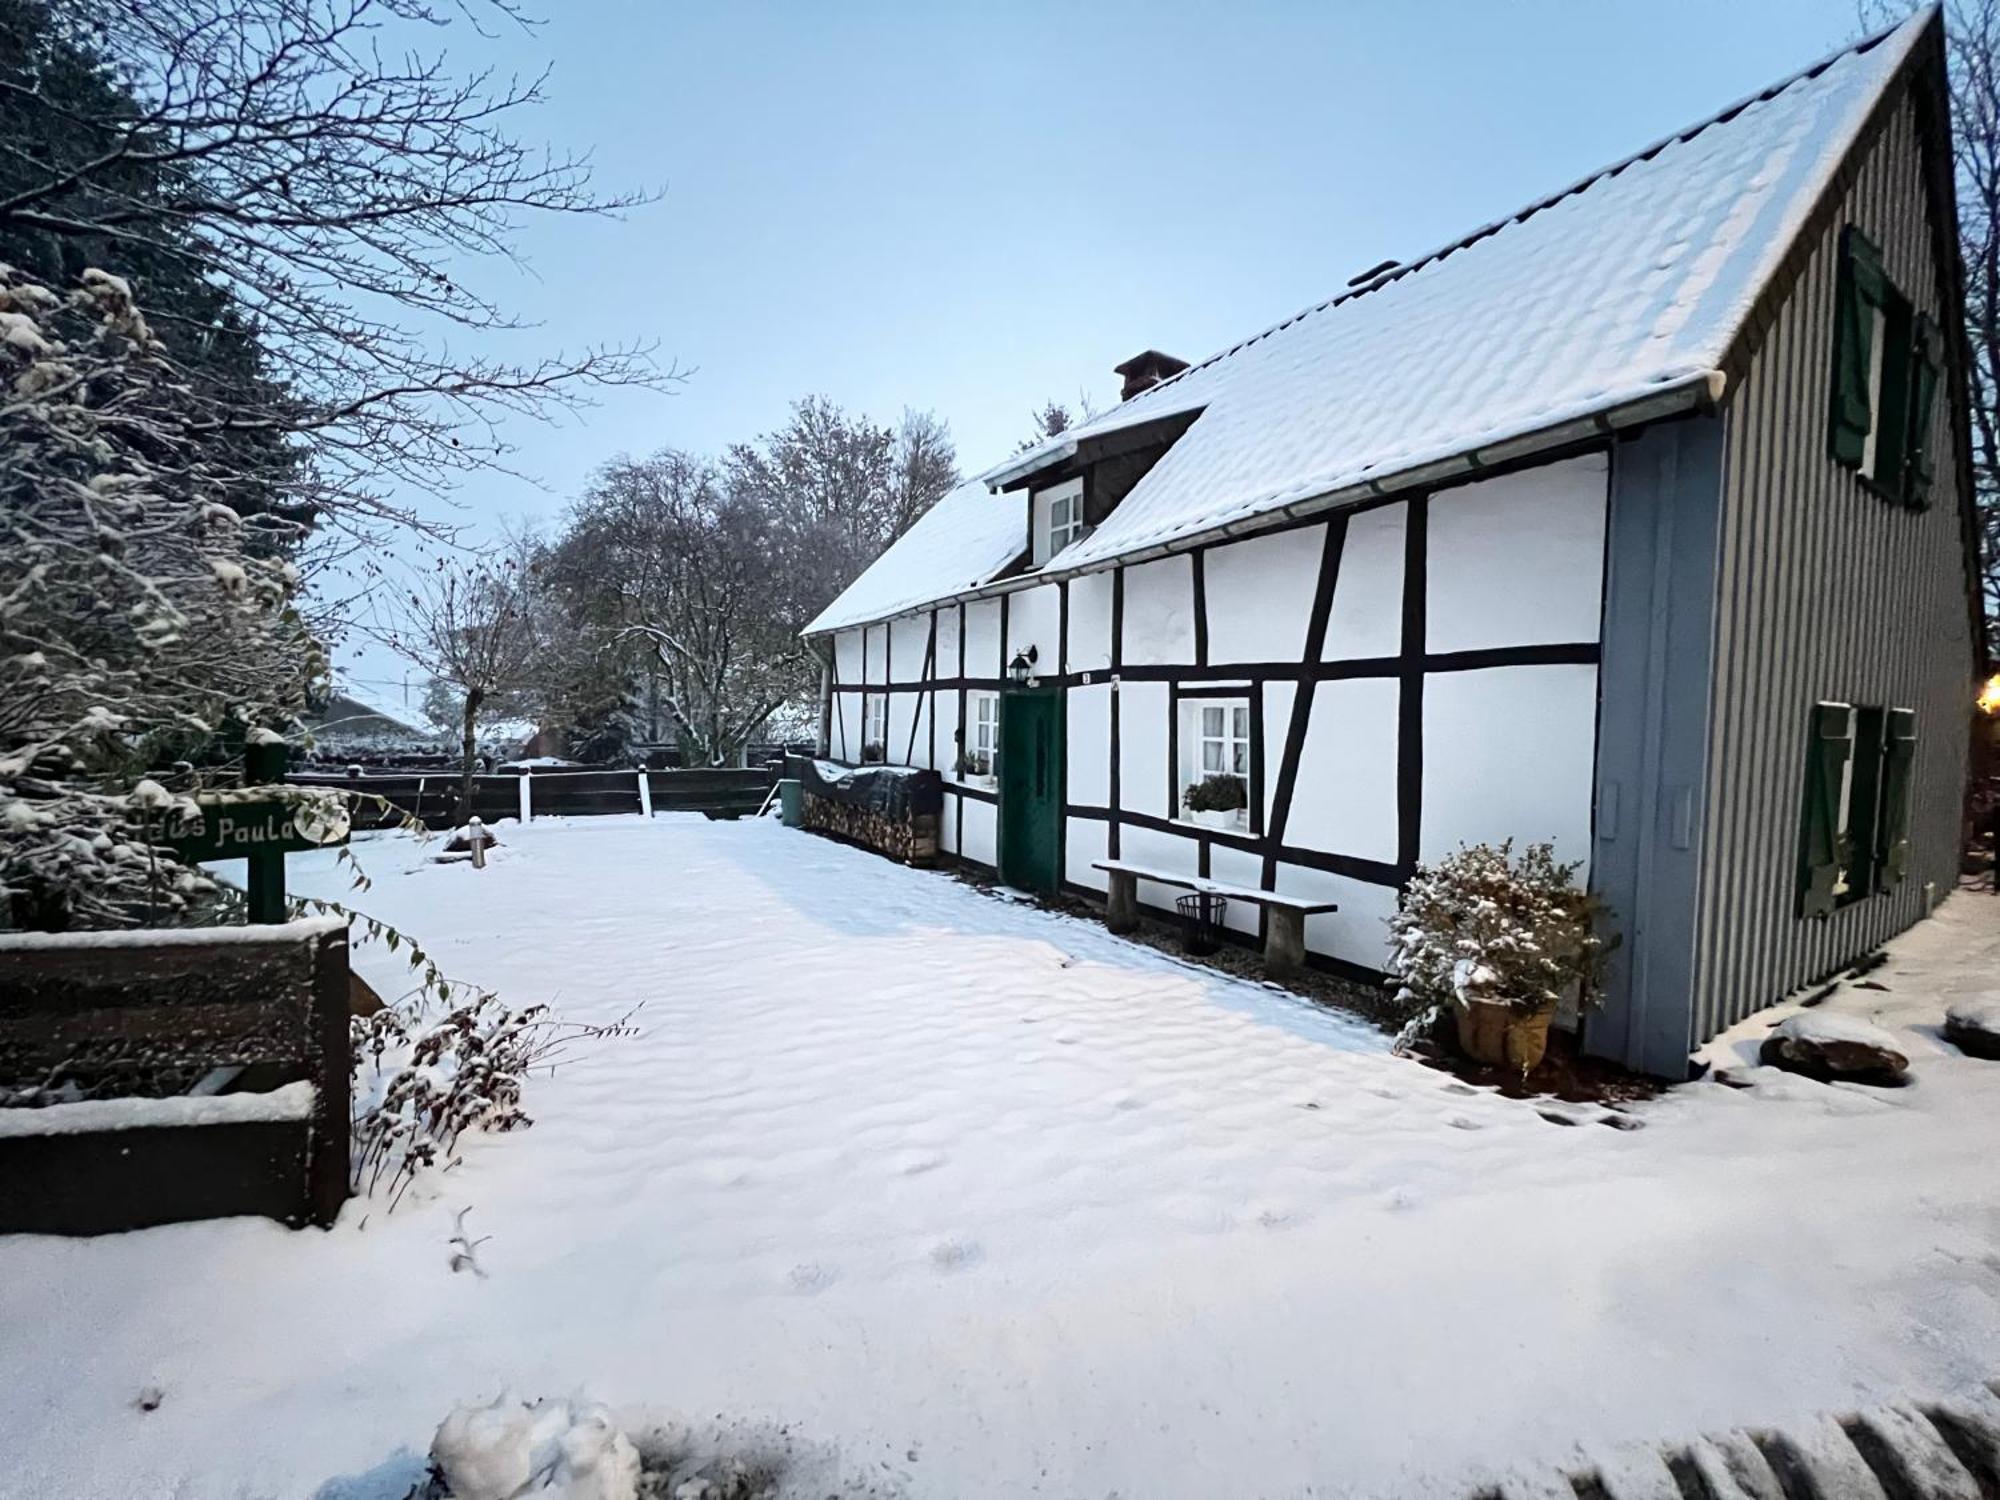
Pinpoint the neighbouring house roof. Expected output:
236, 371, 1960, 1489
806, 8, 1935, 637
306, 676, 430, 744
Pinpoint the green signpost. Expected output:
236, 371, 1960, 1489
163, 738, 349, 923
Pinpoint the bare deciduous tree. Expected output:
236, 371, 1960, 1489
382, 563, 537, 809
1940, 0, 2000, 628
725, 397, 958, 619
547, 453, 812, 767
0, 0, 676, 549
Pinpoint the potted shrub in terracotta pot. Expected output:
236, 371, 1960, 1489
1385, 840, 1612, 1075
1182, 772, 1247, 831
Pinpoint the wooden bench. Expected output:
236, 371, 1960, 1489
1091, 859, 1337, 977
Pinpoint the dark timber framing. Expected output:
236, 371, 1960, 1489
822, 466, 1610, 904
812, 442, 1614, 983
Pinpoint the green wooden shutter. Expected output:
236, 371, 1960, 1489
1829, 229, 1885, 468
1902, 314, 1945, 510
1798, 702, 1854, 919
1876, 708, 1918, 889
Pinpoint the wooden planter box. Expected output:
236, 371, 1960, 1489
0, 918, 352, 1235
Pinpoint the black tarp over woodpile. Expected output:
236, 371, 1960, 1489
793, 759, 943, 819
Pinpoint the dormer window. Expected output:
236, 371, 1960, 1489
1034, 478, 1085, 564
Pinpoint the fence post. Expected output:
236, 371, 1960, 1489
519, 771, 532, 822
307, 923, 352, 1228
637, 769, 654, 818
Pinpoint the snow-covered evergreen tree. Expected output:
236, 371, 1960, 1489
0, 262, 314, 929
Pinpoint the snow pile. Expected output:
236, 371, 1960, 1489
1944, 995, 2000, 1059
1768, 1010, 1907, 1053
0, 1081, 313, 1138
431, 1397, 638, 1500
1945, 995, 2000, 1033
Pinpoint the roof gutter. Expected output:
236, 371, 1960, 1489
805, 371, 1724, 636
982, 437, 1079, 489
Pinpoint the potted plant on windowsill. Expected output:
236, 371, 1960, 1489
953, 751, 996, 788
860, 741, 885, 765
1385, 839, 1613, 1076
1182, 772, 1247, 832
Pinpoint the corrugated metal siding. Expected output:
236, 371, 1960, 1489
1694, 94, 1976, 1045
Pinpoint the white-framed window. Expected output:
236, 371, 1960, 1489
1178, 696, 1252, 829
964, 691, 999, 778
861, 693, 887, 761
1035, 479, 1085, 564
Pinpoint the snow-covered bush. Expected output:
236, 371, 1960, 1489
1386, 840, 1610, 1029
0, 264, 315, 929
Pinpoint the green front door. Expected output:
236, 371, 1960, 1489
998, 688, 1063, 895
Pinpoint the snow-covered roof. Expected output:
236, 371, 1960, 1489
804, 477, 1027, 635
807, 9, 1932, 636
318, 674, 427, 736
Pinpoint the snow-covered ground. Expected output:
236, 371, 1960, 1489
4, 815, 1999, 1499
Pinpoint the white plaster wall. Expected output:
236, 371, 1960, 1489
964, 599, 1003, 680
834, 627, 864, 686
863, 623, 888, 682
829, 693, 853, 761
907, 691, 940, 770
959, 797, 998, 867
1066, 683, 1112, 807
1325, 502, 1406, 661
1277, 863, 1402, 970
889, 615, 930, 682
1009, 584, 1062, 679
1205, 525, 1322, 665
1285, 678, 1401, 863
1121, 555, 1195, 666
1067, 571, 1113, 674
1421, 663, 1597, 871
1116, 680, 1170, 819
1207, 843, 1267, 936
1260, 681, 1296, 830
1426, 454, 1608, 654
1066, 818, 1109, 893
1119, 822, 1199, 911
886, 692, 918, 766
933, 607, 961, 677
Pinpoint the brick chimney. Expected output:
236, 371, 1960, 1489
1113, 349, 1190, 402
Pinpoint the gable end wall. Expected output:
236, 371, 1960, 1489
1693, 88, 1976, 1047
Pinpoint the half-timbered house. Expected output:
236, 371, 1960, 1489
802, 7, 1982, 1078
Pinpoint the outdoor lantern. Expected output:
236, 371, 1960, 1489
1008, 646, 1038, 686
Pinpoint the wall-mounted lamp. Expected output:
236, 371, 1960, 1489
1008, 645, 1038, 686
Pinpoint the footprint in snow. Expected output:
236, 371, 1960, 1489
928, 1237, 982, 1272
891, 1149, 945, 1176
785, 1262, 837, 1294
1447, 1116, 1483, 1131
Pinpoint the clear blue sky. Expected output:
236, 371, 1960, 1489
338, 0, 1875, 698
